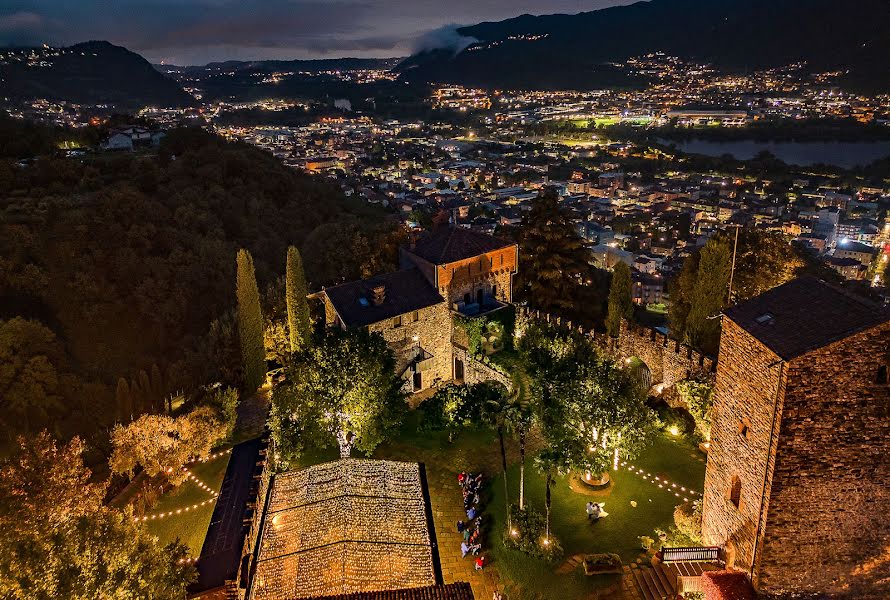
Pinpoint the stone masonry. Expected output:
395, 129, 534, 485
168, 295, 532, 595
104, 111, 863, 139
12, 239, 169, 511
702, 279, 890, 598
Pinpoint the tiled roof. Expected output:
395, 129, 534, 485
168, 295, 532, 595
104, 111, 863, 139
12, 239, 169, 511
407, 227, 513, 265
293, 583, 474, 600
723, 276, 890, 360
323, 269, 444, 328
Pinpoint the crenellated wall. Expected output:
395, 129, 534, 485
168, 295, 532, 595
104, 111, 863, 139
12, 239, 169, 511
514, 306, 715, 395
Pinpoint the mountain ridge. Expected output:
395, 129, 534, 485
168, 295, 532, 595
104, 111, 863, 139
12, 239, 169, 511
0, 40, 195, 108
398, 0, 890, 92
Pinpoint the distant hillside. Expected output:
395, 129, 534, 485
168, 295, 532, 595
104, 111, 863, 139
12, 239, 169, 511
158, 57, 401, 75
0, 41, 195, 108
398, 0, 890, 92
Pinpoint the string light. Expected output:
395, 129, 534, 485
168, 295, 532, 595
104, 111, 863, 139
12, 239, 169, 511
133, 450, 229, 522
618, 460, 702, 501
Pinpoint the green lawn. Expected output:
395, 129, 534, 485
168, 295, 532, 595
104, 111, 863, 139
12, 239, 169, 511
484, 433, 705, 599
144, 451, 232, 556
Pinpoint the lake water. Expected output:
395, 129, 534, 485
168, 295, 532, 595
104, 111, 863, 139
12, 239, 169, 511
665, 139, 890, 169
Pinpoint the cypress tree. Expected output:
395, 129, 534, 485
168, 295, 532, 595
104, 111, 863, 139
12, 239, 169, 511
138, 370, 152, 412
285, 246, 312, 352
606, 261, 634, 337
150, 364, 164, 406
236, 248, 266, 392
115, 378, 131, 422
685, 238, 731, 356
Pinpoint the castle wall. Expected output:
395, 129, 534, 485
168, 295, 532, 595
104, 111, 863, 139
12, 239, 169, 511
616, 320, 715, 391
701, 318, 785, 578
757, 322, 890, 597
437, 246, 517, 305
368, 301, 453, 392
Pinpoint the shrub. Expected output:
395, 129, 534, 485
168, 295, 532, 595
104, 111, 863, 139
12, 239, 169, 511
638, 535, 655, 551
583, 553, 623, 574
677, 379, 714, 442
503, 504, 563, 562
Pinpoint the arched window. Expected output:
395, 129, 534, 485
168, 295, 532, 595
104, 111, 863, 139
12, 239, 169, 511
729, 475, 742, 509
877, 365, 888, 385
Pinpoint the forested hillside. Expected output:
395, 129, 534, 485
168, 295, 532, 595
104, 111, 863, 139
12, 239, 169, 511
0, 127, 395, 460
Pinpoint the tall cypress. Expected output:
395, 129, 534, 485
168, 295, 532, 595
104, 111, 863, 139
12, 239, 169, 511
606, 261, 634, 337
285, 245, 311, 353
115, 378, 131, 422
236, 248, 266, 392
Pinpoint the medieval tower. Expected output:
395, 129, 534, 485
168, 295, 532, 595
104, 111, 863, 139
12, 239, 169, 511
702, 277, 890, 597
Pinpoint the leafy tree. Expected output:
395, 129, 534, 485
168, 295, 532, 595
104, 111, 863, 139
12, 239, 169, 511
0, 432, 193, 599
676, 379, 715, 443
285, 246, 311, 352
418, 383, 485, 440
0, 318, 66, 437
208, 386, 240, 440
670, 237, 731, 356
270, 328, 406, 462
236, 248, 266, 392
515, 191, 595, 318
606, 261, 634, 337
109, 406, 227, 485
533, 448, 573, 542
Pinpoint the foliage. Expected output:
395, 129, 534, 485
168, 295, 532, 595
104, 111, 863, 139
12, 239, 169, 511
676, 379, 715, 442
514, 191, 606, 325
285, 246, 312, 353
236, 249, 267, 392
109, 406, 227, 485
208, 386, 240, 440
418, 383, 487, 434
302, 218, 406, 287
583, 553, 623, 573
0, 432, 193, 599
0, 126, 379, 450
455, 315, 486, 356
270, 328, 407, 463
638, 535, 655, 551
606, 261, 633, 337
503, 504, 563, 562
519, 320, 657, 475
672, 500, 704, 545
0, 318, 66, 437
669, 230, 823, 355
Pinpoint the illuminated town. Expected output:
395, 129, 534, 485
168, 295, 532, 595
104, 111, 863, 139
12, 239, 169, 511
0, 2, 888, 600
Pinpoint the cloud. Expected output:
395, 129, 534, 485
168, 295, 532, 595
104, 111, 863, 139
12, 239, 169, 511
411, 24, 477, 55
0, 10, 42, 31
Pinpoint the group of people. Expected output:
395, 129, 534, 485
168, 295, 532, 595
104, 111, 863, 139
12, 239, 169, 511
456, 471, 486, 571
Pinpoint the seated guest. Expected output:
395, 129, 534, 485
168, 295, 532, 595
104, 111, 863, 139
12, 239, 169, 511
467, 507, 477, 520
475, 556, 485, 570
458, 472, 466, 487
463, 527, 472, 542
468, 542, 482, 555
461, 542, 469, 558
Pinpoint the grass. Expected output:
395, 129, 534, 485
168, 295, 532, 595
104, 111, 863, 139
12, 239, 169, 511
483, 433, 705, 599
144, 452, 232, 556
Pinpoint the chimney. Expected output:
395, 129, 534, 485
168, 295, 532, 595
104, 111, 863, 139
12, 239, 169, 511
371, 285, 386, 306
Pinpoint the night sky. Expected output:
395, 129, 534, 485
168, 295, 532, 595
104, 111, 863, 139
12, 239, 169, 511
0, 0, 633, 65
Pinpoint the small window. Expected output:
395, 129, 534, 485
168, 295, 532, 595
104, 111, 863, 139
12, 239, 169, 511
392, 316, 402, 328
877, 365, 888, 385
411, 311, 419, 322
729, 475, 742, 509
738, 418, 751, 439
500, 254, 504, 266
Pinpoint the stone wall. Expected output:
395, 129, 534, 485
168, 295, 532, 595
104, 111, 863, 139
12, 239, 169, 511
616, 320, 716, 391
369, 301, 454, 392
452, 344, 513, 393
701, 318, 785, 582
757, 322, 890, 597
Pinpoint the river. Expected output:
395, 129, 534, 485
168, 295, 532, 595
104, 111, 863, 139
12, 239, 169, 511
664, 139, 890, 169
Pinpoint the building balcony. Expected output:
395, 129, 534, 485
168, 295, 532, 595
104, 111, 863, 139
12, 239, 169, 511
451, 297, 509, 317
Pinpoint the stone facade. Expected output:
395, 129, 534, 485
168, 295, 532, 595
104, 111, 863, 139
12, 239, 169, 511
452, 344, 513, 392
702, 317, 890, 597
367, 300, 454, 393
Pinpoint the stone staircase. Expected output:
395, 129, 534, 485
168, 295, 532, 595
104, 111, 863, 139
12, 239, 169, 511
631, 560, 722, 599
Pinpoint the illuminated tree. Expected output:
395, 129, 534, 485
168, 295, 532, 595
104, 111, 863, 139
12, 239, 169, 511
0, 432, 193, 599
271, 328, 406, 462
285, 245, 311, 352
109, 406, 227, 486
236, 248, 266, 392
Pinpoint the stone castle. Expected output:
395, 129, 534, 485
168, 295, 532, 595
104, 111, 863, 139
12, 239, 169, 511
702, 276, 890, 597
319, 226, 517, 393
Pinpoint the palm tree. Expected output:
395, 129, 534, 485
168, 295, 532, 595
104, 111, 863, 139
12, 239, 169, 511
509, 400, 534, 511
534, 449, 569, 541
481, 384, 518, 527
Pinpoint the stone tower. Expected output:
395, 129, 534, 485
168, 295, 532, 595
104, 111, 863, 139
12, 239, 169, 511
702, 277, 890, 597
